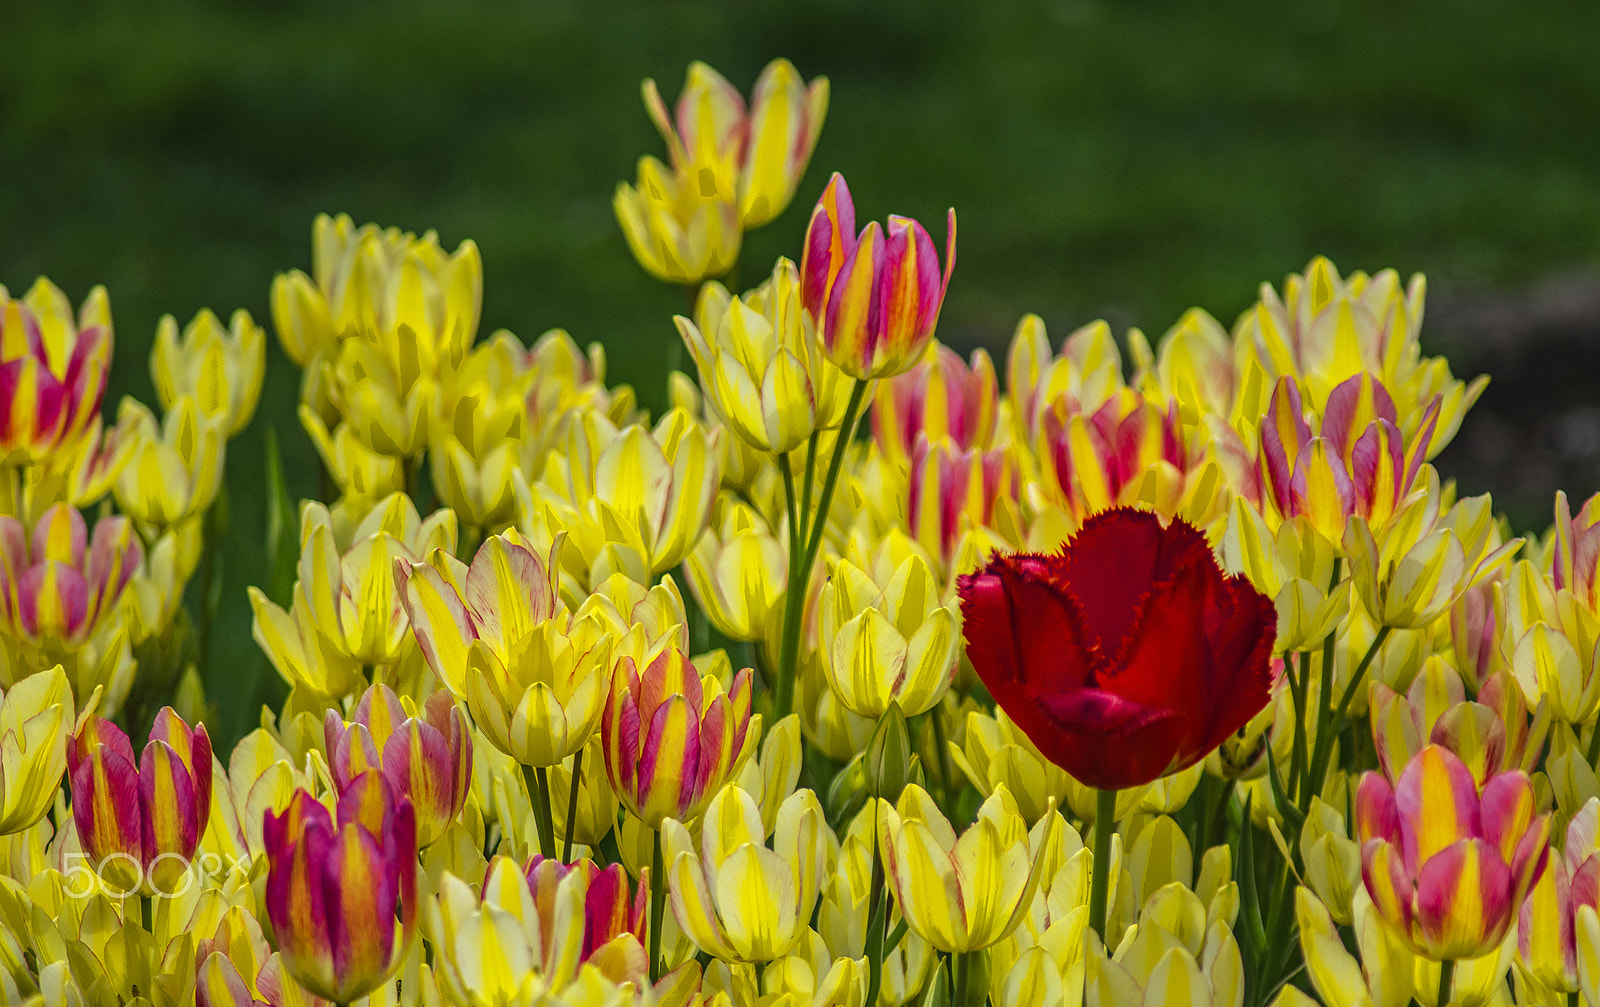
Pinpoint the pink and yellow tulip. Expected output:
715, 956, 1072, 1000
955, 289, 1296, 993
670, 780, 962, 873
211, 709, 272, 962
1355, 744, 1550, 961
872, 342, 999, 467
0, 503, 140, 656
907, 432, 1015, 574
263, 773, 417, 1004
524, 855, 649, 979
0, 280, 113, 469
600, 646, 758, 829
800, 173, 956, 380
67, 707, 212, 895
323, 683, 471, 847
1517, 796, 1599, 995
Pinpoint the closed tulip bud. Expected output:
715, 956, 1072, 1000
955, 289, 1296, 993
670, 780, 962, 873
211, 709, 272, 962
324, 684, 471, 848
864, 703, 916, 802
1299, 797, 1362, 926
614, 154, 741, 286
801, 173, 956, 380
0, 666, 75, 835
643, 59, 828, 230
397, 532, 610, 769
1356, 745, 1550, 961
602, 646, 759, 829
880, 784, 1053, 953
150, 307, 266, 438
733, 713, 803, 837
113, 396, 226, 529
817, 553, 959, 720
683, 497, 786, 643
264, 775, 416, 1005
1084, 891, 1244, 1007
662, 785, 829, 964
0, 280, 113, 468
1297, 886, 1416, 1007
68, 708, 211, 895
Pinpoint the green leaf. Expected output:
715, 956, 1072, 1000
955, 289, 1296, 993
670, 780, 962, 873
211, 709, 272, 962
264, 426, 299, 607
1237, 792, 1268, 959
1266, 747, 1307, 837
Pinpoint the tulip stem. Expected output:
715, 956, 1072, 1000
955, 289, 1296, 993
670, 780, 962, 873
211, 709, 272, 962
865, 826, 888, 1007
1437, 959, 1454, 1007
1286, 649, 1309, 798
523, 763, 557, 861
1587, 721, 1600, 768
951, 950, 971, 1007
928, 704, 954, 808
649, 826, 666, 984
561, 750, 583, 863
140, 894, 153, 935
773, 377, 870, 717
1088, 787, 1117, 945
1304, 625, 1390, 815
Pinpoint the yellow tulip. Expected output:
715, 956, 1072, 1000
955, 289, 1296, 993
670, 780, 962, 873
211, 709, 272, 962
683, 495, 787, 643
0, 666, 75, 835
614, 154, 741, 286
111, 395, 226, 529
150, 307, 265, 438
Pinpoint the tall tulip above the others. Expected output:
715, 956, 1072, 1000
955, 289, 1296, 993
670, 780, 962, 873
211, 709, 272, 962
957, 506, 1276, 943
800, 173, 956, 381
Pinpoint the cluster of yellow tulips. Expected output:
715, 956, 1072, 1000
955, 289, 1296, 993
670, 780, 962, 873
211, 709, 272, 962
0, 53, 1591, 1007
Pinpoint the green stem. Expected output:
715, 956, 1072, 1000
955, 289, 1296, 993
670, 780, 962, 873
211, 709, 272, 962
1088, 788, 1118, 945
799, 430, 820, 544
865, 825, 887, 1007
1304, 625, 1391, 809
952, 950, 972, 1007
649, 827, 666, 984
1567, 988, 1580, 1007
1204, 776, 1235, 851
561, 750, 583, 863
800, 378, 869, 568
141, 893, 153, 935
523, 763, 557, 860
928, 704, 954, 807
1286, 650, 1309, 798
1436, 959, 1454, 1007
1587, 720, 1600, 768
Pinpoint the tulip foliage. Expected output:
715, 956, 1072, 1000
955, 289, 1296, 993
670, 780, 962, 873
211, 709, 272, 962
0, 51, 1589, 1007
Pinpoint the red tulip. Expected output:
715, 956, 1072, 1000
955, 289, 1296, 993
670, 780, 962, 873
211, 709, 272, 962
956, 507, 1277, 790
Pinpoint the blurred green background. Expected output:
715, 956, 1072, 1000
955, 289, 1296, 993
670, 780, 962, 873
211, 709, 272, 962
4, 0, 1599, 738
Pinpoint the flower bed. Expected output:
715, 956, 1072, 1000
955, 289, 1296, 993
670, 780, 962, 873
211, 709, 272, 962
0, 56, 1584, 1007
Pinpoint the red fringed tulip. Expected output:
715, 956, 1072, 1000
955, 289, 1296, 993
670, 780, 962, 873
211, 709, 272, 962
601, 646, 758, 828
800, 173, 956, 380
956, 507, 1277, 791
1355, 744, 1550, 961
324, 683, 472, 847
264, 773, 417, 1005
67, 707, 211, 895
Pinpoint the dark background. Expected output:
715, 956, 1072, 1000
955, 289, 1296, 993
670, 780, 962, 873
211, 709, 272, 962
5, 0, 1599, 735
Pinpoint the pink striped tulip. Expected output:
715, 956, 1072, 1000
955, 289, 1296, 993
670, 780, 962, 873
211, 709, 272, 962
872, 342, 999, 467
323, 684, 471, 847
67, 707, 211, 894
524, 855, 649, 977
601, 646, 758, 829
1258, 373, 1438, 542
800, 173, 956, 380
907, 432, 1015, 573
264, 773, 417, 1004
0, 502, 140, 651
1039, 390, 1197, 524
1551, 490, 1600, 615
0, 283, 113, 467
1355, 744, 1550, 961
1517, 797, 1599, 994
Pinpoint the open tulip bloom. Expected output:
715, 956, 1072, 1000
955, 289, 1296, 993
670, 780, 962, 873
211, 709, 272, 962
10, 46, 1600, 1007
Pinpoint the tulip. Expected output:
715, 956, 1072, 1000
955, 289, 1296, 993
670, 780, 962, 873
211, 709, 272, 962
1221, 496, 1350, 654
872, 341, 999, 467
68, 708, 211, 895
643, 59, 829, 229
1552, 489, 1600, 615
397, 532, 609, 771
907, 432, 1016, 575
298, 411, 404, 508
800, 173, 957, 380
1083, 891, 1244, 1007
0, 280, 113, 468
324, 684, 471, 847
662, 786, 829, 965
879, 783, 1052, 953
1297, 887, 1417, 1007
950, 709, 1072, 828
112, 395, 227, 529
0, 665, 75, 835
601, 645, 758, 830
264, 774, 416, 1005
150, 307, 266, 438
613, 153, 742, 286
526, 407, 721, 588
256, 494, 456, 674
957, 507, 1277, 792
682, 496, 787, 643
675, 258, 852, 454
818, 828, 937, 1004
1516, 797, 1599, 994
816, 551, 959, 720
522, 856, 651, 981
1355, 745, 1550, 962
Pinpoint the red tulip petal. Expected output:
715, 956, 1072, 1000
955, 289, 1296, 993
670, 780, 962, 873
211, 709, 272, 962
1032, 687, 1188, 790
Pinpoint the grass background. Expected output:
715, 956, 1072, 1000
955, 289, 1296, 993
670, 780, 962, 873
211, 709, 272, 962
4, 0, 1599, 738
